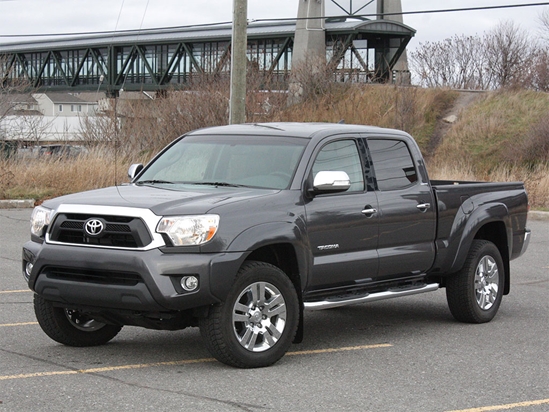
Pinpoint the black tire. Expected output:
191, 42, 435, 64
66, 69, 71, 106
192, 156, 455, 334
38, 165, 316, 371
34, 294, 122, 347
446, 240, 505, 323
199, 261, 299, 368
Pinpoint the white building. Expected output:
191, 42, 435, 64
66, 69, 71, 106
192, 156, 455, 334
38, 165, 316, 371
32, 93, 98, 117
1, 92, 99, 143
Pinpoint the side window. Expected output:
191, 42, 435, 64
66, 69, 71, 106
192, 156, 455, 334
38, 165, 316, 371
368, 139, 418, 191
312, 139, 364, 192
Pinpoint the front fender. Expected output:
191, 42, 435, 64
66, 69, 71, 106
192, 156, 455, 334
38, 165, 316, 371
227, 221, 310, 292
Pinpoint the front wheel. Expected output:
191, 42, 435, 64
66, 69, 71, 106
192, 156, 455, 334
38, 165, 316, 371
34, 294, 122, 346
446, 240, 505, 323
199, 261, 299, 368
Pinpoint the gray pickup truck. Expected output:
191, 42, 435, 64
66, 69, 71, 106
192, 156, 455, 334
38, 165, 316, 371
22, 123, 530, 368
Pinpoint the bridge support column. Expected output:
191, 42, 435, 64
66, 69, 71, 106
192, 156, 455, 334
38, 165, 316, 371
290, 0, 326, 103
377, 0, 410, 84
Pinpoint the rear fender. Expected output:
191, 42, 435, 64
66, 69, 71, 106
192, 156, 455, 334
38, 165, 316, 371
448, 203, 510, 274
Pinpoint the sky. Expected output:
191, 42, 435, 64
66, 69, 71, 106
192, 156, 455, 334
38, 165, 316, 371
0, 0, 548, 51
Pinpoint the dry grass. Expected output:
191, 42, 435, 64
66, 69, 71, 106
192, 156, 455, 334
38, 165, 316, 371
0, 148, 137, 202
434, 90, 549, 171
429, 160, 549, 209
1, 84, 547, 209
273, 85, 456, 148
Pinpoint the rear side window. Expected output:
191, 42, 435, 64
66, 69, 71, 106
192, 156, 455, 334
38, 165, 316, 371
368, 139, 418, 191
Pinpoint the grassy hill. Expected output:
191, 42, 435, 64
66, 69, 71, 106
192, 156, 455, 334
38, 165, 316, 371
1, 85, 548, 209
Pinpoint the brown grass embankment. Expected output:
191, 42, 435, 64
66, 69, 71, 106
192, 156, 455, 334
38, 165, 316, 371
427, 160, 549, 210
0, 149, 137, 202
1, 85, 547, 209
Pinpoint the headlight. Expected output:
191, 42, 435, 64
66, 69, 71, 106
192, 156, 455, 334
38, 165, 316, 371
157, 215, 219, 246
30, 206, 52, 237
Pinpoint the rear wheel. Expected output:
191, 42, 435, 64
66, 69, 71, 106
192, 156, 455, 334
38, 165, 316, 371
199, 261, 299, 368
446, 240, 504, 323
34, 294, 122, 346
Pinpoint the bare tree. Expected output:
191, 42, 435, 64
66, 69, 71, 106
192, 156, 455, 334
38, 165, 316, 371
3, 115, 55, 145
411, 21, 538, 90
410, 34, 490, 90
530, 48, 549, 91
485, 21, 533, 89
1, 55, 34, 155
0, 55, 32, 122
78, 76, 232, 157
540, 8, 549, 42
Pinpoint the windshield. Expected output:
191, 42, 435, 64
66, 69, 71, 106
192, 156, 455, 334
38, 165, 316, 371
136, 135, 307, 190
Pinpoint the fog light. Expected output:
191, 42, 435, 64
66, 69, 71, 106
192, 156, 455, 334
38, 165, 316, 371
181, 276, 199, 292
25, 262, 34, 281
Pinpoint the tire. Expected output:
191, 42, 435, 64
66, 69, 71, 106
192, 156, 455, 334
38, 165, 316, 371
199, 261, 299, 368
34, 294, 122, 347
446, 240, 505, 323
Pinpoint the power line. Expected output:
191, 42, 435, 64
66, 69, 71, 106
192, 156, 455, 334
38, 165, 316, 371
0, 2, 549, 38
0, 21, 233, 38
256, 2, 549, 22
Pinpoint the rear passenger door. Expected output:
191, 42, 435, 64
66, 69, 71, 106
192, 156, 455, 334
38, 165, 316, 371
367, 138, 436, 279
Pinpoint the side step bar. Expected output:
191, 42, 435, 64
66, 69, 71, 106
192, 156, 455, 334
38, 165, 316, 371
303, 283, 440, 311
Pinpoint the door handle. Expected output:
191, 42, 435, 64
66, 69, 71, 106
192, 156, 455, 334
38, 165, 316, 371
362, 206, 377, 217
417, 203, 431, 212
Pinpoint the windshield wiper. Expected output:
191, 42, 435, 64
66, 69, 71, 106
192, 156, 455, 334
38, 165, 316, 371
135, 179, 174, 185
192, 182, 247, 188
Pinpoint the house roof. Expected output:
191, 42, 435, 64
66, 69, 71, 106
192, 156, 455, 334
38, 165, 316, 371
73, 92, 104, 103
4, 93, 37, 104
38, 92, 98, 104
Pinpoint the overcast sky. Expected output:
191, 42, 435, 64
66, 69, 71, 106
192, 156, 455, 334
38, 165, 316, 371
0, 0, 548, 50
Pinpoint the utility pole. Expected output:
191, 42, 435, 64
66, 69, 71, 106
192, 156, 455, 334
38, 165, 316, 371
229, 0, 248, 124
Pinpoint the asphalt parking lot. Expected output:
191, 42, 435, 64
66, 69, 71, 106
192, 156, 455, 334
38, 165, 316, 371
1, 208, 547, 412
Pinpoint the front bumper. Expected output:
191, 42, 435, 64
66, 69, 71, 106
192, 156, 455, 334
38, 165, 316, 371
23, 241, 247, 312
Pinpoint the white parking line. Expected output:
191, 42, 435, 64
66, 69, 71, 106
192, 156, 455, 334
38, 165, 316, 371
447, 398, 549, 412
0, 343, 392, 381
0, 322, 38, 327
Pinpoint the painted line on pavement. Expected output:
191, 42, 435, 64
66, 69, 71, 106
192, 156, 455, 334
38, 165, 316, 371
447, 398, 549, 412
0, 322, 38, 327
0, 343, 392, 381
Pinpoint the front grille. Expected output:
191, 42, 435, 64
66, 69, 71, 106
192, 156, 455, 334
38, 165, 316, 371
49, 213, 153, 248
44, 266, 143, 286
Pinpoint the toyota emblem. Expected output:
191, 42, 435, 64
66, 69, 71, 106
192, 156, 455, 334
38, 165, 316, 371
85, 219, 105, 236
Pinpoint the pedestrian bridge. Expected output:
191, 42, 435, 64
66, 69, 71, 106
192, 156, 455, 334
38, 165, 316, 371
0, 18, 414, 95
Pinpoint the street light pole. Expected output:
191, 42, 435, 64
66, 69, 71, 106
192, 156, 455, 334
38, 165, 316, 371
229, 0, 248, 124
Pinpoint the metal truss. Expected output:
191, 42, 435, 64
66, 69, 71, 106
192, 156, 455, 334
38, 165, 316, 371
1, 21, 413, 94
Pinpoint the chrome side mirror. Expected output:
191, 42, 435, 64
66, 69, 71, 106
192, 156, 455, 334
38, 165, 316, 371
313, 171, 351, 193
128, 163, 144, 180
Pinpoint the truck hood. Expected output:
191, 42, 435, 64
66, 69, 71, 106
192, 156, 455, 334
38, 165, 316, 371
42, 184, 279, 216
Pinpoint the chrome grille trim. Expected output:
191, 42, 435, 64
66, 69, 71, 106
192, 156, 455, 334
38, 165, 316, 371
45, 204, 166, 251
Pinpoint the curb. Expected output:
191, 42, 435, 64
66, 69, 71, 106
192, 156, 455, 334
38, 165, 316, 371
528, 211, 549, 221
0, 199, 35, 209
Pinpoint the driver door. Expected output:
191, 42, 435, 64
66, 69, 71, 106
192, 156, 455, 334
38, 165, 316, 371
305, 138, 379, 292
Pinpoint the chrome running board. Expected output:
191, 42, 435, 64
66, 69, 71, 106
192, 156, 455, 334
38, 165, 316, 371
303, 283, 440, 311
